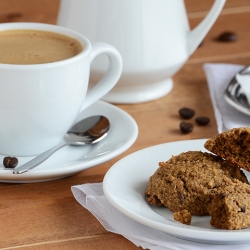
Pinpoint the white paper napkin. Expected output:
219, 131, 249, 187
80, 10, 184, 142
203, 63, 250, 133
72, 182, 250, 250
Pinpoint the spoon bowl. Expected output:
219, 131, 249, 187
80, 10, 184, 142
65, 115, 109, 145
224, 66, 250, 115
12, 115, 110, 174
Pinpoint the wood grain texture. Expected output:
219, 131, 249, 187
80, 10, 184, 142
0, 0, 249, 249
185, 0, 250, 13
0, 0, 60, 24
189, 12, 250, 64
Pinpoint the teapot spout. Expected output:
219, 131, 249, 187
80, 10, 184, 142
187, 0, 226, 56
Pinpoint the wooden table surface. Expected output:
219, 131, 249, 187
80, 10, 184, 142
0, 1, 250, 249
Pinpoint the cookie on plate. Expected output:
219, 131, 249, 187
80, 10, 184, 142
208, 179, 250, 230
145, 151, 248, 216
204, 127, 250, 171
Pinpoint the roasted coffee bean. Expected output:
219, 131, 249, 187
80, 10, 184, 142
217, 31, 237, 42
180, 122, 193, 134
179, 107, 195, 119
195, 116, 210, 126
3, 156, 18, 168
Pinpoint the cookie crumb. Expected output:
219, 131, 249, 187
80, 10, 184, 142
173, 210, 192, 225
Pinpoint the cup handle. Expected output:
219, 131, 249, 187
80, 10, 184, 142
80, 42, 122, 112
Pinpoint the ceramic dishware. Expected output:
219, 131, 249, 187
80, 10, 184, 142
57, 0, 226, 103
0, 22, 122, 156
0, 100, 138, 183
103, 139, 250, 244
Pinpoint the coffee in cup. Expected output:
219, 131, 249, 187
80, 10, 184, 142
0, 29, 83, 64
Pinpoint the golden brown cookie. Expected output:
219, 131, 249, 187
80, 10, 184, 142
208, 179, 250, 230
204, 127, 250, 171
145, 151, 248, 216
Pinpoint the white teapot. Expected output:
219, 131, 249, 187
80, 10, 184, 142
58, 0, 226, 103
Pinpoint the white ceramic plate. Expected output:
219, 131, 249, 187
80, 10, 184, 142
103, 139, 250, 244
0, 101, 138, 183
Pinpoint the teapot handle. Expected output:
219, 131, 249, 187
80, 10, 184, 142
187, 0, 226, 56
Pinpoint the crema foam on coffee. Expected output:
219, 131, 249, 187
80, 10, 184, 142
0, 29, 83, 64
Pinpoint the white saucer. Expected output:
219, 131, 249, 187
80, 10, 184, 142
0, 101, 138, 183
103, 139, 250, 244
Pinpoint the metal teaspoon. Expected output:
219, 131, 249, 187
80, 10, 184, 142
13, 115, 110, 174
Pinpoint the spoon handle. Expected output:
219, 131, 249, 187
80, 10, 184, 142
13, 142, 68, 174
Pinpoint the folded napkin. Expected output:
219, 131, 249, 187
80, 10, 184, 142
72, 183, 250, 250
203, 63, 250, 133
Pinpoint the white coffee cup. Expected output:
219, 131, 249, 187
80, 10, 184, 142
0, 22, 122, 156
